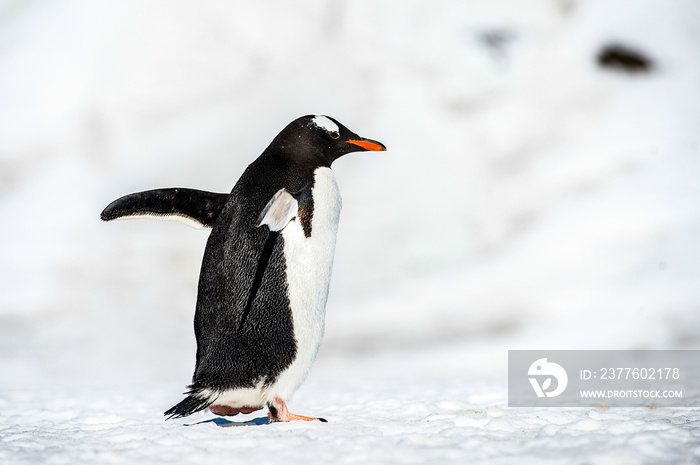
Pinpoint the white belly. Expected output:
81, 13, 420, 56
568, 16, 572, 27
264, 166, 341, 402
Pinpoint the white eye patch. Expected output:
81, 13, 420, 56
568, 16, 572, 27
311, 115, 339, 134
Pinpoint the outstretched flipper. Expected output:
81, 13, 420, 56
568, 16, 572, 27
101, 188, 229, 229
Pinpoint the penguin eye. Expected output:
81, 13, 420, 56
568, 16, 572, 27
330, 131, 340, 139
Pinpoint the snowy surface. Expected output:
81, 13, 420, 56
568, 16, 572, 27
2, 0, 700, 463
3, 378, 700, 465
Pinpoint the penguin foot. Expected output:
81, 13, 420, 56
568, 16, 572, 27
209, 405, 263, 416
267, 397, 327, 423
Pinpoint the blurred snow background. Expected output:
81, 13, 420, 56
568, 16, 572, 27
1, 0, 700, 462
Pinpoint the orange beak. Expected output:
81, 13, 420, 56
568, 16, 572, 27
347, 139, 387, 152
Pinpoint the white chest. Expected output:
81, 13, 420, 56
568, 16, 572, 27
267, 167, 341, 400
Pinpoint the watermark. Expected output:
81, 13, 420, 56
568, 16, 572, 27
528, 358, 568, 398
509, 350, 700, 407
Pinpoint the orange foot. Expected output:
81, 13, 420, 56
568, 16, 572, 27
209, 404, 263, 416
267, 397, 327, 423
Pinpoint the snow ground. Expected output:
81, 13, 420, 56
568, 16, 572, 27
2, 377, 700, 465
2, 0, 700, 463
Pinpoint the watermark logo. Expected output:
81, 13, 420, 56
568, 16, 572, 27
509, 350, 699, 407
528, 358, 568, 398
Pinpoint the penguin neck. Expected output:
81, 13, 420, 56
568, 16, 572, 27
265, 145, 331, 170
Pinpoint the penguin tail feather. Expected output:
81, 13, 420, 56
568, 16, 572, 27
164, 385, 216, 420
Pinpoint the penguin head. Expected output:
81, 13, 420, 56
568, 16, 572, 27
269, 115, 386, 166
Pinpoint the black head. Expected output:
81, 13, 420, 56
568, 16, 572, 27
266, 115, 386, 166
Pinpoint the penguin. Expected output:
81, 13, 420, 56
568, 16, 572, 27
101, 115, 386, 422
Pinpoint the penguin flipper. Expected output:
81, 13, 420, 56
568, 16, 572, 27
101, 188, 229, 229
257, 188, 299, 232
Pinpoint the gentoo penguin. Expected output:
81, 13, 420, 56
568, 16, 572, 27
101, 115, 385, 422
